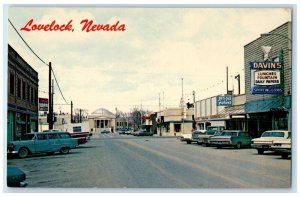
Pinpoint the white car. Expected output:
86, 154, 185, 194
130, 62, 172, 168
180, 134, 192, 142
251, 130, 290, 154
271, 137, 291, 159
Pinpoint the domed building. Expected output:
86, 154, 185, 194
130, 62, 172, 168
88, 108, 116, 133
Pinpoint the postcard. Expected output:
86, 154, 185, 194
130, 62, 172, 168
4, 4, 295, 193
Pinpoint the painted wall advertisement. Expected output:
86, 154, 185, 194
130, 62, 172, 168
250, 61, 284, 94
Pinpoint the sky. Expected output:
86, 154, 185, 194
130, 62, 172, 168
6, 6, 292, 114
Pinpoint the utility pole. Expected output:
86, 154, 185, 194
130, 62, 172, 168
71, 101, 73, 123
235, 74, 240, 95
140, 102, 143, 129
181, 78, 185, 135
159, 93, 161, 136
193, 90, 196, 129
48, 62, 53, 130
226, 66, 229, 94
79, 109, 82, 123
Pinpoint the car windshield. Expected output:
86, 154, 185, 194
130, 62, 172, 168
261, 132, 284, 137
207, 127, 224, 134
220, 132, 238, 137
207, 130, 216, 135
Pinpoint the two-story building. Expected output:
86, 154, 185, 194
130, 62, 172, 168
7, 44, 39, 141
244, 21, 292, 137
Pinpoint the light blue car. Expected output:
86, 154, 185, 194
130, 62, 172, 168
7, 131, 78, 158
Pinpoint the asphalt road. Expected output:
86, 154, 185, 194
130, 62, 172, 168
6, 132, 292, 190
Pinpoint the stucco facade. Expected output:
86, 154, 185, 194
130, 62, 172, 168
157, 107, 194, 136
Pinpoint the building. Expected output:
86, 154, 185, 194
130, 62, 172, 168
38, 112, 90, 133
88, 108, 116, 132
7, 44, 39, 141
244, 21, 292, 137
116, 116, 129, 130
157, 107, 194, 136
194, 94, 246, 130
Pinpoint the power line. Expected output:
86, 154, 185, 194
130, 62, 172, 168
9, 18, 69, 106
51, 69, 69, 105
8, 18, 48, 67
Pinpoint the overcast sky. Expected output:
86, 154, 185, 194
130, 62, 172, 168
7, 6, 291, 114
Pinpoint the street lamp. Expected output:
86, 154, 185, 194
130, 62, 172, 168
234, 74, 240, 95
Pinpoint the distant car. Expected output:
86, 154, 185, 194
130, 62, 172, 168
180, 134, 192, 142
118, 128, 127, 135
271, 137, 291, 159
7, 167, 27, 187
7, 131, 78, 158
198, 126, 225, 146
125, 128, 132, 135
186, 130, 207, 144
101, 130, 110, 134
210, 130, 252, 149
251, 130, 290, 154
134, 130, 153, 136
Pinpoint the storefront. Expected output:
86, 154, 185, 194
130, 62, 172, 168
244, 22, 291, 137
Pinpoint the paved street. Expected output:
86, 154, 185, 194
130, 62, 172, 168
7, 132, 292, 189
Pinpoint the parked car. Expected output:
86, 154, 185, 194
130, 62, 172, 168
7, 166, 27, 187
180, 134, 192, 142
125, 128, 133, 135
198, 126, 225, 146
186, 130, 207, 144
43, 129, 91, 144
251, 130, 290, 154
101, 130, 110, 134
209, 130, 252, 149
271, 136, 291, 159
134, 129, 153, 136
7, 131, 78, 158
118, 128, 127, 135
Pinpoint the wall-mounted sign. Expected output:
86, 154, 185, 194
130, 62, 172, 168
254, 71, 281, 85
216, 95, 232, 106
39, 98, 48, 111
250, 61, 283, 94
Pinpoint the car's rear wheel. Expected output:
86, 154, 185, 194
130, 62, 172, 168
257, 149, 264, 154
60, 147, 70, 154
46, 152, 54, 156
281, 153, 289, 159
187, 141, 191, 144
236, 142, 242, 149
18, 147, 29, 158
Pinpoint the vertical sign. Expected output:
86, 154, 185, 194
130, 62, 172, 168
39, 98, 48, 111
250, 62, 283, 94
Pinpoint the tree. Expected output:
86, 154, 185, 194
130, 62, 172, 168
74, 108, 88, 123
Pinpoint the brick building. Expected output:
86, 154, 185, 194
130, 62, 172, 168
7, 44, 39, 141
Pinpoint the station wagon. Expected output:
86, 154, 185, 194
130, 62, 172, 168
7, 131, 78, 158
